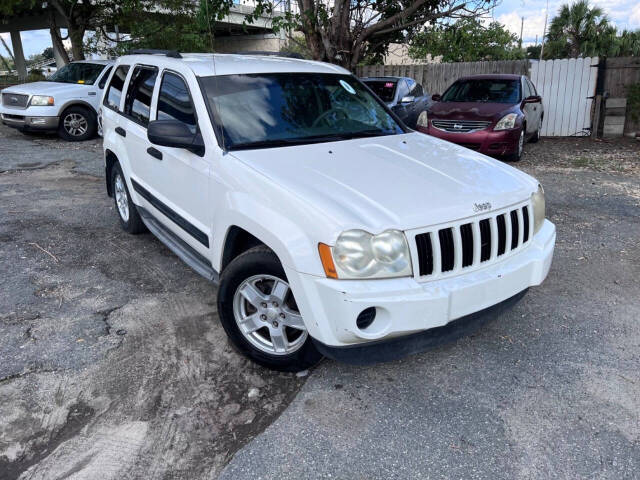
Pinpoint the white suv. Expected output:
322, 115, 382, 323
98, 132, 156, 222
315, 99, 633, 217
0, 60, 113, 141
101, 50, 555, 371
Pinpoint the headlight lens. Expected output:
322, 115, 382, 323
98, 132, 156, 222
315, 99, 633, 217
494, 113, 517, 130
30, 95, 55, 106
532, 184, 545, 234
416, 110, 428, 128
331, 229, 412, 279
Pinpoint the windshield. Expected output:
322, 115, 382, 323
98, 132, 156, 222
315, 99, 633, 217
442, 79, 521, 104
200, 73, 404, 150
362, 80, 397, 103
48, 63, 105, 85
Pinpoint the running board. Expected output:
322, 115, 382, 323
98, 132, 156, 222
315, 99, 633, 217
138, 206, 219, 284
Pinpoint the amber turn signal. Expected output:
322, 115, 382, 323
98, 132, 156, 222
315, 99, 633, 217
318, 243, 338, 279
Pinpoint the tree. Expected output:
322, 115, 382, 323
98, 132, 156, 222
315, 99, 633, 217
544, 0, 615, 58
526, 44, 542, 59
409, 18, 524, 62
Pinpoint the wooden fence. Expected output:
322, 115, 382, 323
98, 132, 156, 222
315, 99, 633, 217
600, 57, 640, 134
356, 60, 529, 98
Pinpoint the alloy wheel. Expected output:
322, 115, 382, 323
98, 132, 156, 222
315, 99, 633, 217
114, 174, 130, 222
63, 112, 88, 137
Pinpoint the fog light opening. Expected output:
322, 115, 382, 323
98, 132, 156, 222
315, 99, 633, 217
356, 307, 376, 330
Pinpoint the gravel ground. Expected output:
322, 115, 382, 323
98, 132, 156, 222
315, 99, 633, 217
1, 126, 639, 480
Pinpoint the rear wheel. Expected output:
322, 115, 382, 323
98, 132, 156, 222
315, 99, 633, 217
58, 106, 96, 141
529, 120, 541, 143
218, 246, 322, 371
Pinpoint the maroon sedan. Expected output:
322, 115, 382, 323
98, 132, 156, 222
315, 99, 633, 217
416, 74, 543, 161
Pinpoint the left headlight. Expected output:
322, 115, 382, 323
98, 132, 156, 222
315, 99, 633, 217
30, 96, 55, 106
494, 113, 517, 130
532, 184, 545, 234
416, 110, 428, 128
322, 229, 413, 279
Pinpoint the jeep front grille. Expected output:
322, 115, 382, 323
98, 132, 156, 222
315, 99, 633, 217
413, 204, 532, 278
431, 119, 491, 133
2, 93, 29, 109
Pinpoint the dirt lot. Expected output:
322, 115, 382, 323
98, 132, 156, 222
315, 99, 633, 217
1, 125, 639, 480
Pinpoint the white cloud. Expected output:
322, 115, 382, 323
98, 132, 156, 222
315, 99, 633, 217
629, 3, 640, 28
497, 10, 548, 44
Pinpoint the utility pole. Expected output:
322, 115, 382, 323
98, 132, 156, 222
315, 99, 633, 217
540, 0, 549, 60
519, 17, 524, 49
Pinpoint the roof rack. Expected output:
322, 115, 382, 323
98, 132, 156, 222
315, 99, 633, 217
129, 49, 182, 59
233, 51, 304, 59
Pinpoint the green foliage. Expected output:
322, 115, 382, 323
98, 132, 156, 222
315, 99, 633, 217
526, 44, 542, 59
627, 83, 640, 123
409, 18, 525, 62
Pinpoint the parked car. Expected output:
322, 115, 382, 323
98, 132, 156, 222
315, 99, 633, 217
361, 76, 431, 128
0, 60, 114, 141
417, 74, 543, 161
102, 51, 555, 371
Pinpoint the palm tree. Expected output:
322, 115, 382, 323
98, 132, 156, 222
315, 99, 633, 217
544, 0, 615, 58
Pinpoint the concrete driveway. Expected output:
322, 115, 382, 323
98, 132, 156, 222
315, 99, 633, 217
1, 125, 639, 479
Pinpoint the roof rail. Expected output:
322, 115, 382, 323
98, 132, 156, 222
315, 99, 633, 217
233, 51, 304, 60
129, 49, 182, 59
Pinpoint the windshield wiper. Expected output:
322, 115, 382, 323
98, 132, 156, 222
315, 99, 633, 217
228, 130, 395, 151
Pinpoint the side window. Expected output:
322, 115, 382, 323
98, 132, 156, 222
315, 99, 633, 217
124, 65, 158, 127
522, 78, 531, 98
396, 80, 410, 100
156, 72, 197, 134
528, 78, 538, 96
98, 66, 113, 89
104, 65, 129, 111
410, 82, 424, 97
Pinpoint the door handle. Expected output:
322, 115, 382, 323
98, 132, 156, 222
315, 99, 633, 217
147, 147, 163, 160
115, 127, 126, 137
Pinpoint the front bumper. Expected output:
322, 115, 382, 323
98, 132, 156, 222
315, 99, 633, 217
285, 220, 555, 350
1, 113, 59, 131
418, 124, 521, 157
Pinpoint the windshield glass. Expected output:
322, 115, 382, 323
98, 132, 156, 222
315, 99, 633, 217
363, 80, 397, 103
200, 73, 404, 150
48, 63, 105, 85
442, 79, 521, 103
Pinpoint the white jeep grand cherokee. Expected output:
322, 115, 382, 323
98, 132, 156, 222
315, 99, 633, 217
0, 60, 113, 141
101, 50, 555, 371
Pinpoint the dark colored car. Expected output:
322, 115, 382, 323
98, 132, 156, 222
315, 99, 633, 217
361, 76, 431, 129
417, 74, 543, 161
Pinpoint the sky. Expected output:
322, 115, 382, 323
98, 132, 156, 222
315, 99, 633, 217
1, 0, 640, 59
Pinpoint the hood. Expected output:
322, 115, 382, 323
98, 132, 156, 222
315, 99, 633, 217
2, 81, 88, 96
230, 132, 537, 233
428, 101, 516, 123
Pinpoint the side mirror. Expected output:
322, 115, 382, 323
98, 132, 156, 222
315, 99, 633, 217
147, 120, 204, 156
431, 94, 441, 101
523, 95, 542, 104
400, 95, 415, 104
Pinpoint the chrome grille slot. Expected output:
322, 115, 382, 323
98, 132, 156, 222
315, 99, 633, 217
431, 119, 491, 133
414, 203, 533, 279
2, 93, 29, 109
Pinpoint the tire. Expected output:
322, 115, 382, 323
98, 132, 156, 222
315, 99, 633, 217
507, 127, 525, 162
218, 246, 322, 372
529, 120, 541, 143
58, 106, 97, 141
110, 163, 146, 234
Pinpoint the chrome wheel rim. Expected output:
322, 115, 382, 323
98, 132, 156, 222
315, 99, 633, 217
63, 113, 88, 137
518, 130, 524, 156
114, 174, 129, 222
232, 274, 307, 356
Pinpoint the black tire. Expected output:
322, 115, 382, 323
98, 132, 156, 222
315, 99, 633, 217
507, 127, 525, 162
217, 246, 323, 372
58, 106, 97, 141
110, 163, 146, 234
529, 118, 542, 143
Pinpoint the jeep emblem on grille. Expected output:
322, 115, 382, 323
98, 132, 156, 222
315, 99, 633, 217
473, 202, 491, 212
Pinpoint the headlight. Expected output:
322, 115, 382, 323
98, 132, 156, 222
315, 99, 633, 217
30, 95, 55, 106
494, 113, 517, 130
323, 229, 413, 279
417, 111, 428, 128
532, 184, 545, 234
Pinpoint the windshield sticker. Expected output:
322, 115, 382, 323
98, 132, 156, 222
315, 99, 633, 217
385, 82, 394, 88
339, 80, 356, 94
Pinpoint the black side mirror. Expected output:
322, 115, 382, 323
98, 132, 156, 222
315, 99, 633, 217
431, 94, 441, 101
523, 95, 542, 104
147, 120, 204, 156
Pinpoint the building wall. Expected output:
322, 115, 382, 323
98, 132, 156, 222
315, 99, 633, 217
213, 33, 287, 53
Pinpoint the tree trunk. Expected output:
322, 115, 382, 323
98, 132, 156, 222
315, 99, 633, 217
68, 21, 86, 60
49, 9, 70, 65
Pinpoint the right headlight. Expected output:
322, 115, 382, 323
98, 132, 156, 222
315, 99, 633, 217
532, 184, 545, 234
320, 229, 413, 279
416, 111, 428, 128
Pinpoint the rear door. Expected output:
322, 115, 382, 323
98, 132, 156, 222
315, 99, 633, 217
392, 79, 411, 125
521, 77, 535, 135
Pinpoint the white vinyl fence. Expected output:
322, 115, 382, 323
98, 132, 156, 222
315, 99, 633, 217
530, 57, 599, 137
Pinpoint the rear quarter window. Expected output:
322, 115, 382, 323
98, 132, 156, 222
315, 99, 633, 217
104, 65, 130, 111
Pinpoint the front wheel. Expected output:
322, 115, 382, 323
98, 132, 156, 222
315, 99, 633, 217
217, 246, 322, 371
58, 106, 97, 141
507, 128, 525, 162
